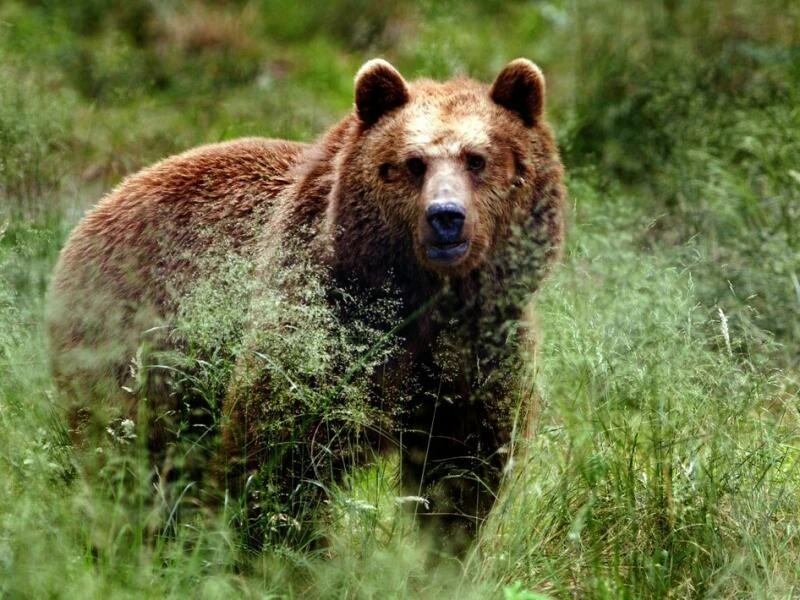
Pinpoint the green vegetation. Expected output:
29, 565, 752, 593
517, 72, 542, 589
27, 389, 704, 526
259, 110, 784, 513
1, 0, 798, 597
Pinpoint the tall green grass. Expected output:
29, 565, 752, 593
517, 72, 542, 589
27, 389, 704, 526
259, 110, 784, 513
1, 0, 798, 597
475, 184, 800, 597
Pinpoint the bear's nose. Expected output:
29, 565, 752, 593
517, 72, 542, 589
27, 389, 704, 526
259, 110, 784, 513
426, 202, 466, 243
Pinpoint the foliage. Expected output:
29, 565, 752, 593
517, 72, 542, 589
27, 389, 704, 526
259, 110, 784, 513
0, 0, 798, 597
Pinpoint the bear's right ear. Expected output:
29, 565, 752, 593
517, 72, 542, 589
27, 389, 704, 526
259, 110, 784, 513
355, 59, 410, 128
490, 58, 545, 127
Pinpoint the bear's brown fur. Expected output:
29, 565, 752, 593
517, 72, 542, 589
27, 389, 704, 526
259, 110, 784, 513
47, 58, 565, 550
47, 138, 308, 453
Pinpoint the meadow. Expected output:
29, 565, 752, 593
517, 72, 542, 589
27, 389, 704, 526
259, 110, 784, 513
1, 0, 799, 597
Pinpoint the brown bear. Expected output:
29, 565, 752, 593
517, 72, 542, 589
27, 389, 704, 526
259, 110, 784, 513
46, 58, 565, 551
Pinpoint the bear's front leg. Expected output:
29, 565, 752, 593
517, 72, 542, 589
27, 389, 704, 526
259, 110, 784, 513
399, 389, 514, 554
217, 366, 331, 548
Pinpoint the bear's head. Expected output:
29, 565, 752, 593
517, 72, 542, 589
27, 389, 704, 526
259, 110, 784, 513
329, 58, 562, 284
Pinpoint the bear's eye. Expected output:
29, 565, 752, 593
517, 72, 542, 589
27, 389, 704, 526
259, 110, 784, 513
379, 163, 394, 181
405, 157, 427, 178
465, 153, 486, 173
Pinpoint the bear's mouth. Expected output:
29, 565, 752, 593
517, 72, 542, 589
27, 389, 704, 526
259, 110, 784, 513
426, 240, 470, 262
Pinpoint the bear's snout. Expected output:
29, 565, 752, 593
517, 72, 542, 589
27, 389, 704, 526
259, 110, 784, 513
424, 202, 470, 262
426, 202, 465, 242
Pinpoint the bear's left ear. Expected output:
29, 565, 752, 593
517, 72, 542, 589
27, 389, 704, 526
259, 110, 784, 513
355, 59, 410, 128
489, 58, 545, 127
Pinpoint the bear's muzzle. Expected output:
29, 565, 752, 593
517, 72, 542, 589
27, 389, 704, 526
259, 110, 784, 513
425, 201, 470, 262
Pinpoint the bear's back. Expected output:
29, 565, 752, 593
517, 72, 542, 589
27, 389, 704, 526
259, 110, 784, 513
46, 137, 308, 411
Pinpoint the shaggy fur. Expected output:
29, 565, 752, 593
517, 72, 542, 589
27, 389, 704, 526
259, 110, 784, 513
47, 58, 565, 550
